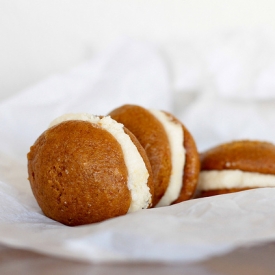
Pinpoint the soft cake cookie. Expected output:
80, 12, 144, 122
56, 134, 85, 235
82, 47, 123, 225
197, 140, 275, 197
27, 114, 153, 226
109, 104, 200, 207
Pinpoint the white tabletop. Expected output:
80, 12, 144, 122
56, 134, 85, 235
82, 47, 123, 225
1, 241, 275, 275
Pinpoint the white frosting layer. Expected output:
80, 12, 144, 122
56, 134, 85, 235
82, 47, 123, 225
198, 170, 275, 190
49, 113, 152, 212
149, 110, 185, 207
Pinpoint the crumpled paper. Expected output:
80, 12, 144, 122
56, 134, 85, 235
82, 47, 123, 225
1, 179, 275, 263
1, 36, 275, 263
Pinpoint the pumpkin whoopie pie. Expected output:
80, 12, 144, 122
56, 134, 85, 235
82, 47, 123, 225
27, 114, 153, 226
109, 104, 200, 207
197, 140, 275, 197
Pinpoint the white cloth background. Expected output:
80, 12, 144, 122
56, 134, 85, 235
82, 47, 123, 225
1, 32, 275, 263
165, 28, 275, 151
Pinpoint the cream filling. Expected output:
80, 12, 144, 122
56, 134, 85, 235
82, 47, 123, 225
49, 113, 151, 213
198, 170, 275, 191
149, 110, 185, 207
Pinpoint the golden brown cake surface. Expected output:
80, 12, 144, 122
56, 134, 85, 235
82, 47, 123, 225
28, 120, 131, 226
200, 140, 275, 174
109, 104, 172, 206
197, 188, 252, 198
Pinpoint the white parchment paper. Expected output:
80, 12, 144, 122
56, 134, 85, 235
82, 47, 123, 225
1, 36, 275, 263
